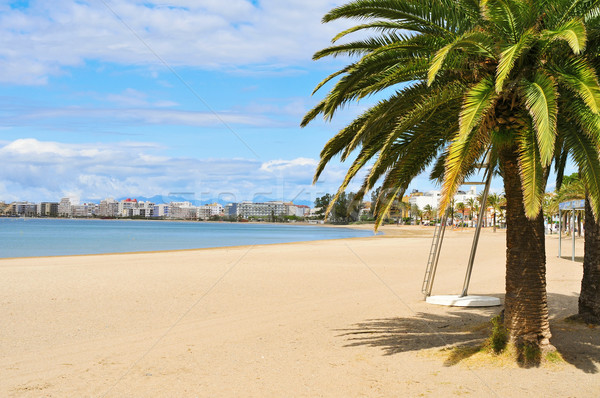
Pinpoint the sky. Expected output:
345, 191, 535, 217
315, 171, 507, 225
0, 0, 534, 205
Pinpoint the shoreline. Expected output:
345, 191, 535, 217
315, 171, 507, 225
0, 218, 376, 260
1, 222, 573, 261
0, 223, 528, 261
0, 234, 380, 262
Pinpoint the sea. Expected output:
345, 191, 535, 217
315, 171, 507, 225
0, 218, 375, 258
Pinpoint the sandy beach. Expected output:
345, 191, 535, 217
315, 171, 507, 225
1, 225, 598, 397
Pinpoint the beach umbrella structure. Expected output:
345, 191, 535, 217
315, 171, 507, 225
558, 199, 586, 261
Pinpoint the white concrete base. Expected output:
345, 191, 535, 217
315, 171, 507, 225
426, 295, 501, 307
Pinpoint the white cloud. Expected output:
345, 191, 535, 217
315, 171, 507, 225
0, 138, 355, 203
260, 158, 317, 172
105, 88, 178, 108
0, 0, 352, 84
1, 105, 276, 129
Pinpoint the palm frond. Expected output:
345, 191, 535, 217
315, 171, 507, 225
481, 0, 523, 43
438, 78, 497, 214
542, 18, 587, 54
322, 0, 472, 35
428, 30, 497, 86
331, 21, 426, 43
496, 31, 534, 92
552, 58, 600, 113
458, 77, 498, 139
310, 68, 349, 96
564, 125, 600, 217
521, 73, 558, 166
517, 127, 545, 218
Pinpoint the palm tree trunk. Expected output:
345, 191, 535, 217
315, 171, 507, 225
499, 145, 552, 353
578, 197, 600, 324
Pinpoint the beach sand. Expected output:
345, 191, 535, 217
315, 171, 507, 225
1, 226, 598, 397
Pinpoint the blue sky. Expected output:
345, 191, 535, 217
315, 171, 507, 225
0, 0, 525, 205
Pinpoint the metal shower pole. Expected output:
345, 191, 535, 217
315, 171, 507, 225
460, 167, 493, 298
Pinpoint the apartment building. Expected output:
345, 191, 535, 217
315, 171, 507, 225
118, 198, 154, 217
11, 202, 37, 216
409, 186, 479, 210
225, 201, 287, 219
71, 203, 97, 217
39, 202, 59, 217
98, 198, 119, 217
197, 203, 224, 220
169, 202, 197, 220
153, 203, 170, 218
58, 198, 72, 217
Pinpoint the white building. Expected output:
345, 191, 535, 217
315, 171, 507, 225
294, 205, 311, 217
453, 186, 478, 204
153, 204, 170, 218
226, 201, 287, 219
118, 198, 138, 217
309, 207, 322, 218
133, 201, 154, 217
71, 203, 97, 217
58, 198, 72, 217
118, 198, 154, 217
197, 203, 224, 220
169, 202, 197, 219
282, 203, 310, 218
409, 186, 479, 211
99, 198, 119, 217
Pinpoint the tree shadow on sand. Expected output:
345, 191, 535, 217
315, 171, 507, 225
335, 310, 498, 366
548, 293, 600, 374
336, 293, 600, 371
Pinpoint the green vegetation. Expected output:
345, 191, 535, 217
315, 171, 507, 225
314, 192, 363, 224
488, 314, 508, 354
544, 350, 565, 365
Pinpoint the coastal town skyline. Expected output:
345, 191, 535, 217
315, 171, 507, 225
0, 184, 487, 220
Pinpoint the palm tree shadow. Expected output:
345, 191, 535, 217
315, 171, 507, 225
335, 310, 497, 365
548, 293, 600, 374
336, 293, 600, 371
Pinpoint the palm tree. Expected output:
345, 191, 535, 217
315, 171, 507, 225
302, 0, 600, 354
557, 175, 600, 323
471, 198, 480, 227
499, 195, 508, 226
423, 204, 434, 224
543, 192, 558, 233
580, 195, 600, 324
557, 177, 585, 236
477, 191, 488, 227
410, 203, 420, 225
487, 193, 502, 232
466, 197, 476, 227
557, 178, 586, 202
395, 199, 409, 223
455, 202, 466, 228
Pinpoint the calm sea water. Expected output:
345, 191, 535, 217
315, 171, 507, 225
0, 218, 374, 258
